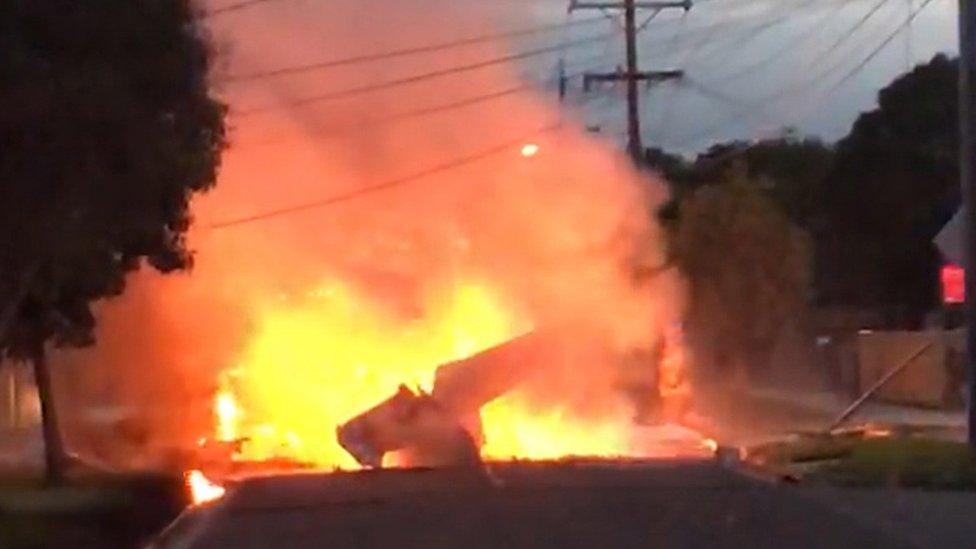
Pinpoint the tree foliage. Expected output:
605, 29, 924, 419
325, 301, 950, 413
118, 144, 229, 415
660, 165, 812, 375
647, 136, 834, 225
0, 0, 226, 357
815, 54, 958, 317
653, 54, 959, 324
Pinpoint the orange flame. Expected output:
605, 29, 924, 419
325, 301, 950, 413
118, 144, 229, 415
215, 381, 242, 442
204, 279, 698, 468
480, 396, 635, 460
185, 469, 226, 505
214, 280, 531, 467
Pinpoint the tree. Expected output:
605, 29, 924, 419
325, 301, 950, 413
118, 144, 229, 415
647, 136, 835, 225
0, 1, 226, 482
815, 54, 958, 320
653, 54, 959, 324
660, 164, 811, 379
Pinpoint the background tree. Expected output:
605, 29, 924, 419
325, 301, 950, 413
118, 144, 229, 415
0, 0, 226, 482
647, 136, 834, 225
814, 54, 958, 322
653, 54, 958, 328
659, 164, 812, 380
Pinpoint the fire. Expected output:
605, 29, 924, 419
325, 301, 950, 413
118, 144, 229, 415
205, 276, 698, 468
480, 395, 634, 460
50, 0, 705, 479
658, 324, 691, 422
701, 438, 719, 454
214, 279, 529, 468
185, 469, 226, 505
214, 381, 241, 442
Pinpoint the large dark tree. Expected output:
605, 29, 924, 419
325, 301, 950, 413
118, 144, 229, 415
815, 54, 958, 320
0, 1, 226, 481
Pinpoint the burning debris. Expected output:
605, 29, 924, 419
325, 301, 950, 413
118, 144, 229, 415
263, 326, 701, 469
185, 469, 226, 506
333, 328, 705, 468
337, 331, 552, 468
337, 386, 482, 469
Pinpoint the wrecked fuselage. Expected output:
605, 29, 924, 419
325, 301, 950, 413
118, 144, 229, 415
337, 331, 556, 468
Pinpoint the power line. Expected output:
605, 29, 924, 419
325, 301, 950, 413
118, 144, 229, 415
234, 60, 617, 148
688, 0, 820, 68
821, 0, 937, 96
668, 0, 906, 148
233, 32, 615, 116
201, 0, 283, 18
819, 0, 892, 58
223, 15, 610, 82
209, 123, 563, 229
700, 0, 851, 87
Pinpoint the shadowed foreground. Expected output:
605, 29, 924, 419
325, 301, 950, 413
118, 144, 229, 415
155, 460, 912, 548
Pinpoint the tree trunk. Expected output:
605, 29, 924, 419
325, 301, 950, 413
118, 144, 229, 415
0, 264, 38, 348
32, 342, 65, 484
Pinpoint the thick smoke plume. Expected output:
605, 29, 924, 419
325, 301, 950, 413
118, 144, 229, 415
53, 0, 686, 468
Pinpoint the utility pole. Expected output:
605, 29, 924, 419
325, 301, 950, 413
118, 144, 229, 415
960, 0, 976, 448
569, 0, 692, 163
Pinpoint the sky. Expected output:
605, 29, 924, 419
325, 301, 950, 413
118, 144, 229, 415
206, 0, 959, 155
552, 0, 959, 152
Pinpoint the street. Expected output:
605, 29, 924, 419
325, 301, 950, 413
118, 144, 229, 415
157, 460, 916, 549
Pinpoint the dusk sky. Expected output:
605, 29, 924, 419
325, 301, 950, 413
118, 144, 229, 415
559, 0, 959, 152
210, 0, 959, 156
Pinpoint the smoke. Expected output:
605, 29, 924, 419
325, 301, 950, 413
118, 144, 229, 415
53, 0, 686, 467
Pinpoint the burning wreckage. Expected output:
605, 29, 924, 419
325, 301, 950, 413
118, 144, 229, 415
337, 328, 692, 468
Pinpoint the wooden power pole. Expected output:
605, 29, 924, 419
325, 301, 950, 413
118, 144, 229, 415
959, 0, 976, 448
569, 0, 692, 163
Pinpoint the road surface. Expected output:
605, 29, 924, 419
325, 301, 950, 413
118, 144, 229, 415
154, 459, 928, 548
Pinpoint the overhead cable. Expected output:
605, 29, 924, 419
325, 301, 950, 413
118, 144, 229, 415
821, 0, 937, 96
234, 32, 615, 116
209, 123, 563, 229
223, 15, 609, 82
234, 60, 616, 148
201, 0, 282, 18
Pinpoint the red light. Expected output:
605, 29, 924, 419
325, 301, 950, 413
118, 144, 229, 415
941, 264, 965, 304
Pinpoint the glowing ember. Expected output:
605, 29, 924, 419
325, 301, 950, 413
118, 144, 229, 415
185, 470, 225, 505
701, 438, 719, 454
863, 427, 893, 439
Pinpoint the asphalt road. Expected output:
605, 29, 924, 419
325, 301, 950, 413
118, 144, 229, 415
156, 460, 914, 549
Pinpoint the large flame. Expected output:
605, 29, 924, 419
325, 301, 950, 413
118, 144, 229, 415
209, 277, 679, 468
214, 280, 529, 467
51, 1, 698, 473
